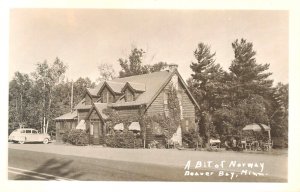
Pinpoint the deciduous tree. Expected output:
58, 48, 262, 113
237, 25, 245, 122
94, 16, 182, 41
31, 57, 67, 133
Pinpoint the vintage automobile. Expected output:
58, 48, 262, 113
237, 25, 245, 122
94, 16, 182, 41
8, 128, 51, 144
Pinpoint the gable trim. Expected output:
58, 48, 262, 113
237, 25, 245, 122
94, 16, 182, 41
176, 71, 200, 110
86, 103, 105, 122
121, 82, 136, 93
145, 70, 175, 110
97, 81, 116, 97
146, 70, 200, 111
85, 89, 93, 101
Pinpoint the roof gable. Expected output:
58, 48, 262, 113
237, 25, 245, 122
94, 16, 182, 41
74, 98, 92, 110
175, 71, 200, 110
86, 102, 108, 121
112, 71, 173, 107
144, 70, 200, 110
84, 70, 199, 110
121, 82, 146, 93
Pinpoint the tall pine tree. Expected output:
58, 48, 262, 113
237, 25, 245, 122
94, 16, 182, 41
188, 43, 225, 144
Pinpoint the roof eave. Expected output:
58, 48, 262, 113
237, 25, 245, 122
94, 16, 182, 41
175, 70, 201, 110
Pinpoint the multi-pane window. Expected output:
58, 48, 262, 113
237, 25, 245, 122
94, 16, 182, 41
101, 91, 107, 103
101, 88, 114, 103
125, 89, 134, 102
108, 93, 114, 103
177, 92, 183, 120
163, 91, 169, 117
185, 119, 189, 131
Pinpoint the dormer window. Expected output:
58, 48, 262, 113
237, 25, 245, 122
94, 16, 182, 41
124, 89, 134, 102
101, 87, 114, 103
101, 91, 108, 103
120, 82, 145, 102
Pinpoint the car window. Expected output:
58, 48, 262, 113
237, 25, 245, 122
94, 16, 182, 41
20, 130, 25, 133
25, 130, 31, 133
32, 130, 38, 134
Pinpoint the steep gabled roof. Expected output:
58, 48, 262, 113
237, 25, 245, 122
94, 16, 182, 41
56, 70, 200, 121
86, 102, 108, 121
176, 71, 200, 110
143, 70, 200, 110
87, 82, 104, 96
87, 88, 99, 97
84, 70, 200, 110
94, 103, 109, 119
106, 81, 126, 94
74, 98, 92, 110
121, 82, 146, 92
55, 110, 77, 120
112, 71, 173, 107
88, 70, 200, 110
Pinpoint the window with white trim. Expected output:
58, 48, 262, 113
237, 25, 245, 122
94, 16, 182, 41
125, 89, 134, 102
177, 92, 183, 120
163, 91, 169, 117
185, 119, 189, 131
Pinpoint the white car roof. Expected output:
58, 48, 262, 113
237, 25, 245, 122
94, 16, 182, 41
17, 128, 37, 131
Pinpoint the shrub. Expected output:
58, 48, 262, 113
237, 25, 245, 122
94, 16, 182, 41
134, 138, 143, 148
104, 131, 143, 148
62, 129, 89, 146
182, 129, 201, 148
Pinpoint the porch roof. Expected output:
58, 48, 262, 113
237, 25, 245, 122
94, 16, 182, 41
54, 111, 77, 120
74, 98, 92, 110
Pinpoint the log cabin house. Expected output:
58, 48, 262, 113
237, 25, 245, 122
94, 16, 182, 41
55, 65, 200, 146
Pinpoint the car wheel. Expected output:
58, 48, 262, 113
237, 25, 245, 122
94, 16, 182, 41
12, 141, 18, 144
43, 138, 49, 144
18, 140, 25, 144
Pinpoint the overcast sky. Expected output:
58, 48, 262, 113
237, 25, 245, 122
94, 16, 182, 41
9, 9, 288, 84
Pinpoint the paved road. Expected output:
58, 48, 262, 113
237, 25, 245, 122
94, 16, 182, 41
8, 148, 286, 182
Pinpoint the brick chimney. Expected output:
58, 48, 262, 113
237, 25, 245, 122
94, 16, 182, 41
168, 64, 178, 72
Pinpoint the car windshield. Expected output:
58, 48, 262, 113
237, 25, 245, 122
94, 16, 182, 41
32, 130, 38, 134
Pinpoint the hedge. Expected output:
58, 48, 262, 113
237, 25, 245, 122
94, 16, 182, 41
105, 130, 143, 148
62, 129, 89, 146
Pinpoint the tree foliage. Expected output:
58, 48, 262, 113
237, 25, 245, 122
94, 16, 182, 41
188, 43, 225, 144
269, 83, 288, 145
118, 48, 168, 77
189, 39, 287, 147
9, 72, 33, 128
8, 41, 288, 147
8, 58, 96, 135
31, 58, 68, 133
97, 63, 116, 82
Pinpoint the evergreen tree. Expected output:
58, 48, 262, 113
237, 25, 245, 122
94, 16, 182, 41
213, 39, 275, 137
268, 83, 288, 147
229, 39, 273, 101
188, 43, 225, 144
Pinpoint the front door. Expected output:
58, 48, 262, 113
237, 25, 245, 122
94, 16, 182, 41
92, 120, 102, 144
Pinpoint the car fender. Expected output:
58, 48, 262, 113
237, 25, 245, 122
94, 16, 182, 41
13, 135, 26, 141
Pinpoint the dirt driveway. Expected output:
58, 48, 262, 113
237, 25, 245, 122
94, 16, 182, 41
8, 142, 288, 180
